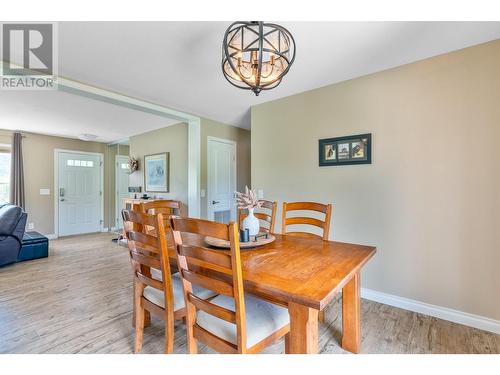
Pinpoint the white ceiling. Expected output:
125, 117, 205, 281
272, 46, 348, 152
0, 90, 179, 142
1, 22, 500, 142
57, 22, 500, 129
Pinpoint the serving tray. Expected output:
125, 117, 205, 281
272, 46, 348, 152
204, 234, 275, 249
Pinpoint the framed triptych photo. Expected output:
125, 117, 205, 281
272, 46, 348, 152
319, 133, 372, 166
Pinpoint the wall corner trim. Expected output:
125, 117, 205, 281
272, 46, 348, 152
361, 288, 500, 334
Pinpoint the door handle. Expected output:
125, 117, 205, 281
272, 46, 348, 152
212, 200, 220, 205
60, 198, 65, 202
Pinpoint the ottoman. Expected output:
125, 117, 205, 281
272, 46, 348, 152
18, 231, 49, 262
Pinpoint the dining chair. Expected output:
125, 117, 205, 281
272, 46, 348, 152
238, 199, 277, 233
170, 217, 290, 354
281, 201, 332, 241
122, 210, 216, 353
281, 201, 333, 323
140, 199, 181, 230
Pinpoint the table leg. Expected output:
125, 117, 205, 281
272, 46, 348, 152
342, 271, 361, 353
288, 301, 319, 354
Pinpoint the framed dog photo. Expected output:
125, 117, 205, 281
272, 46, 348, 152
319, 133, 371, 166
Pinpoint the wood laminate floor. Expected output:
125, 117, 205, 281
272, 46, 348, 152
0, 233, 498, 354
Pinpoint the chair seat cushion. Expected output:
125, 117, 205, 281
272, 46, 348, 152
143, 272, 216, 311
196, 294, 290, 348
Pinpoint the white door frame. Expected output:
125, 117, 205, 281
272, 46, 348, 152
54, 149, 104, 238
115, 154, 129, 231
207, 136, 237, 222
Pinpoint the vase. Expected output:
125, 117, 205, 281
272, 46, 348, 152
242, 207, 260, 236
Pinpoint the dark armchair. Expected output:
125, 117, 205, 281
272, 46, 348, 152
0, 204, 27, 267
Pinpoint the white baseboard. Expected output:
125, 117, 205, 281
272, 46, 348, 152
44, 233, 57, 240
361, 288, 500, 334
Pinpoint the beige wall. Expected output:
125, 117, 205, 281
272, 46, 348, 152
129, 123, 189, 213
200, 118, 251, 218
0, 130, 109, 235
0, 133, 12, 146
251, 40, 500, 320
128, 118, 251, 219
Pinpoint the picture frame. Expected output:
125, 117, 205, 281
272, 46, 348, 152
319, 133, 372, 166
144, 152, 169, 192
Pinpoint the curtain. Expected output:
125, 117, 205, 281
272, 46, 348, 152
10, 132, 25, 209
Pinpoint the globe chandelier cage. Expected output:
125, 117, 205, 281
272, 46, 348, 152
222, 21, 296, 96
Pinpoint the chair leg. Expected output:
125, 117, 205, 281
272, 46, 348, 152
318, 310, 326, 323
284, 332, 290, 354
144, 310, 151, 327
164, 312, 175, 354
185, 316, 198, 354
134, 301, 145, 353
187, 327, 198, 354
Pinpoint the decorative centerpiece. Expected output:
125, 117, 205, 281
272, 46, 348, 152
236, 186, 262, 236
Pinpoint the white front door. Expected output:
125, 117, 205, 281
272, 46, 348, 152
207, 138, 236, 224
57, 152, 102, 236
115, 155, 130, 229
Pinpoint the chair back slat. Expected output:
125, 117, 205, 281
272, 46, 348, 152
173, 218, 230, 240
188, 293, 237, 323
178, 244, 232, 270
170, 217, 248, 353
284, 201, 330, 213
281, 201, 333, 241
284, 232, 322, 239
123, 209, 158, 227
137, 272, 165, 290
181, 269, 234, 297
128, 231, 161, 251
285, 216, 326, 229
130, 251, 161, 269
238, 200, 277, 234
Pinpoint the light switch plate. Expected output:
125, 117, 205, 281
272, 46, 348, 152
28, 223, 34, 230
200, 189, 206, 198
39, 188, 50, 195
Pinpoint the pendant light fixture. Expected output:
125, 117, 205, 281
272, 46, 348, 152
222, 21, 296, 96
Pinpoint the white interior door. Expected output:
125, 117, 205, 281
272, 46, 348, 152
115, 155, 130, 229
58, 152, 102, 236
207, 138, 236, 223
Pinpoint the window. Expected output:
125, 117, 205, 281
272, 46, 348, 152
66, 159, 95, 168
0, 151, 11, 204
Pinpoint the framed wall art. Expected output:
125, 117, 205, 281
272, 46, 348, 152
319, 133, 372, 166
144, 152, 169, 192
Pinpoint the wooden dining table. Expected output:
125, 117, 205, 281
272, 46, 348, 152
155, 232, 376, 354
